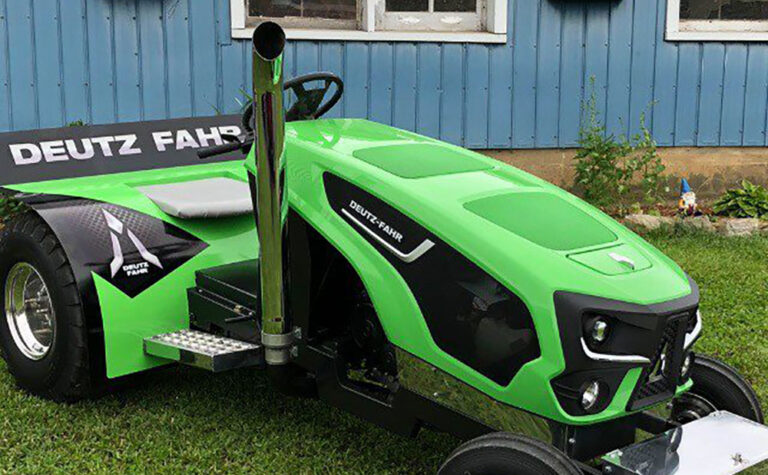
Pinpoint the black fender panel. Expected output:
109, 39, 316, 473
15, 194, 208, 298
2, 193, 208, 379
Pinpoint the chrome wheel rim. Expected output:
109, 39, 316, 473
4, 263, 55, 360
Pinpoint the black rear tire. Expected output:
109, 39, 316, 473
438, 432, 582, 475
673, 354, 763, 424
0, 213, 102, 401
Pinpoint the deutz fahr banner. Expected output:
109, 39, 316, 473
0, 115, 243, 187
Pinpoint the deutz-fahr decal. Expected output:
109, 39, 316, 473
0, 115, 242, 187
19, 195, 207, 298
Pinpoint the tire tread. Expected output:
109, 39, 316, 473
0, 213, 101, 402
439, 432, 582, 475
690, 354, 763, 423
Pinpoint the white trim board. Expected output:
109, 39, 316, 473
666, 0, 768, 42
231, 0, 247, 30
231, 26, 507, 43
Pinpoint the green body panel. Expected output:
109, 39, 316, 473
6, 118, 692, 425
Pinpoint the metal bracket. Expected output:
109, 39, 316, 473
261, 330, 295, 365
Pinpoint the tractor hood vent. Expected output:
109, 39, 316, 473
464, 192, 617, 251
353, 143, 492, 178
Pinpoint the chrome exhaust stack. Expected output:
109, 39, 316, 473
246, 21, 292, 365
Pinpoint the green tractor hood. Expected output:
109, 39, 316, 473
288, 118, 691, 309
285, 119, 696, 423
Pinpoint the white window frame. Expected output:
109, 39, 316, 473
230, 0, 507, 43
666, 0, 768, 42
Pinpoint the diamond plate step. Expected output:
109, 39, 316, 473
144, 329, 263, 372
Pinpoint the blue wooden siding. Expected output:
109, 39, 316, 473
0, 0, 767, 148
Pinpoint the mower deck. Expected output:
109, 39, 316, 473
602, 411, 768, 474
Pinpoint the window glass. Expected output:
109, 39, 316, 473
385, 0, 429, 12
245, 0, 489, 33
434, 0, 477, 12
249, 0, 357, 20
680, 0, 768, 20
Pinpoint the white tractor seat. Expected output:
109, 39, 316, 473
138, 177, 253, 219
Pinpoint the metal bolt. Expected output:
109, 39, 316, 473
290, 346, 299, 358
568, 437, 576, 445
293, 327, 303, 340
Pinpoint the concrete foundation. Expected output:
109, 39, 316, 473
481, 147, 768, 198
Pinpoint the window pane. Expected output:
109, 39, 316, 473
249, 0, 356, 19
680, 0, 768, 20
250, 0, 300, 18
434, 0, 476, 12
386, 0, 429, 12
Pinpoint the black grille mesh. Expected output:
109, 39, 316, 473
629, 313, 691, 409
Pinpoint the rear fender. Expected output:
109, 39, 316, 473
0, 116, 257, 378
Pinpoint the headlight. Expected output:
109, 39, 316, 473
590, 318, 610, 344
581, 381, 601, 411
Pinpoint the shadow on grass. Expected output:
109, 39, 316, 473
0, 360, 456, 473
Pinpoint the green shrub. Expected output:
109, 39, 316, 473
713, 180, 768, 219
0, 195, 23, 223
573, 79, 665, 212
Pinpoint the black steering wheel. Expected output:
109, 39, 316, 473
241, 72, 344, 132
284, 72, 344, 121
199, 72, 344, 159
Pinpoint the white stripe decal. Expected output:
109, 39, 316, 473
341, 208, 435, 263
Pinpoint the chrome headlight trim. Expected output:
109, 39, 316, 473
684, 310, 702, 350
580, 338, 651, 365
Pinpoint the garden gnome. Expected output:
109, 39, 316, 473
678, 178, 699, 217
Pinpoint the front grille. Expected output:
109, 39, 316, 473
628, 312, 691, 410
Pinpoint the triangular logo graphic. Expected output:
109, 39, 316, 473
102, 209, 163, 278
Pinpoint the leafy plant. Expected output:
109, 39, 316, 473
67, 120, 86, 127
235, 88, 254, 112
0, 195, 23, 223
212, 89, 254, 116
713, 180, 768, 219
573, 78, 666, 212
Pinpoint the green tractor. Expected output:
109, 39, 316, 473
1, 22, 766, 474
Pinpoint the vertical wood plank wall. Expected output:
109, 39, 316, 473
0, 0, 766, 149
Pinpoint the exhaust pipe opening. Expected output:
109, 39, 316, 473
253, 21, 286, 62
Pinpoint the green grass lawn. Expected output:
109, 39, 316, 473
0, 231, 767, 474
